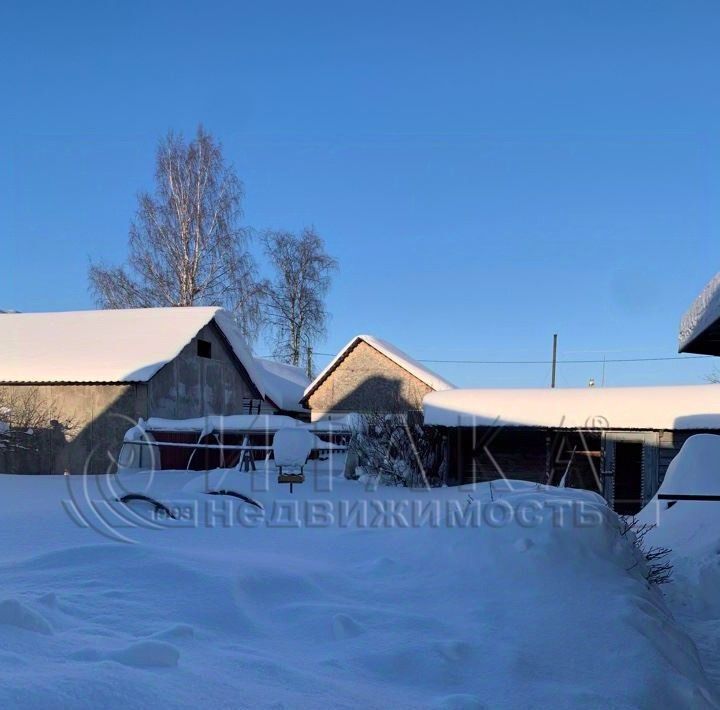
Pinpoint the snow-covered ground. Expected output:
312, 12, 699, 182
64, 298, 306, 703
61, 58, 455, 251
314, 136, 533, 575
0, 466, 717, 709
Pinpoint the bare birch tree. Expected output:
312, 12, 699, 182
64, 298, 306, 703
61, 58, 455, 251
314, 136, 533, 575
262, 228, 337, 373
89, 126, 262, 339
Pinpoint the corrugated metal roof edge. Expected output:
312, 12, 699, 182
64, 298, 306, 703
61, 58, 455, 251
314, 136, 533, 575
0, 380, 147, 386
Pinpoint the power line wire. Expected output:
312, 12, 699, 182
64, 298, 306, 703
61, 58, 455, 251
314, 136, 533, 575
261, 353, 714, 365
399, 355, 714, 365
267, 353, 713, 364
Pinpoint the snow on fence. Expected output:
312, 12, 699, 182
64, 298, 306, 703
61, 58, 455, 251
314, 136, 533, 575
118, 415, 351, 473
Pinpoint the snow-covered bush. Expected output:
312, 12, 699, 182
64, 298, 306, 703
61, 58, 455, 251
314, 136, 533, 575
349, 411, 446, 487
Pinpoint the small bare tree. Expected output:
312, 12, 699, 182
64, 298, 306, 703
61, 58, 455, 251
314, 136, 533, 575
262, 228, 337, 373
620, 517, 673, 587
350, 410, 447, 487
0, 387, 73, 455
89, 126, 262, 339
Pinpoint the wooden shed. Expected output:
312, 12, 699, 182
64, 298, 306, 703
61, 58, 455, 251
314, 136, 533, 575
423, 384, 720, 514
301, 334, 453, 421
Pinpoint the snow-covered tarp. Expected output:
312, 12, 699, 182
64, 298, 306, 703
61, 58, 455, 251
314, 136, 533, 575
655, 433, 720, 499
255, 358, 309, 412
303, 334, 454, 401
0, 307, 264, 394
424, 384, 720, 430
641, 434, 720, 552
679, 272, 720, 352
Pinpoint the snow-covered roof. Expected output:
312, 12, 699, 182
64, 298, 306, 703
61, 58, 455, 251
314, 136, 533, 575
423, 384, 720, 431
255, 358, 309, 412
302, 334, 454, 401
0, 307, 264, 393
679, 272, 720, 353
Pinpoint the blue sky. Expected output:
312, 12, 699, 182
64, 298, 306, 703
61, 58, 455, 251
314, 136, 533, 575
2, 0, 720, 387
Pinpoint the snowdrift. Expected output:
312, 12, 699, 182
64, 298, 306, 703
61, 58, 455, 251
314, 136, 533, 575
0, 471, 715, 708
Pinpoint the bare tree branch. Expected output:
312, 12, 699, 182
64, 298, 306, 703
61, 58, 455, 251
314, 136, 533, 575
89, 126, 263, 340
619, 516, 674, 586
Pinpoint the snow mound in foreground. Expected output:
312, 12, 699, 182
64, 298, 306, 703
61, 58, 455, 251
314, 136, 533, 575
73, 640, 180, 668
0, 472, 716, 708
0, 599, 53, 635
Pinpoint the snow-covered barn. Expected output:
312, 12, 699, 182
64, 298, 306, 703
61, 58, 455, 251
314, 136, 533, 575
0, 307, 308, 474
301, 334, 453, 421
423, 384, 720, 514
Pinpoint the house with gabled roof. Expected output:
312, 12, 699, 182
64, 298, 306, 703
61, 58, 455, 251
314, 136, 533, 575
0, 307, 305, 474
301, 334, 453, 421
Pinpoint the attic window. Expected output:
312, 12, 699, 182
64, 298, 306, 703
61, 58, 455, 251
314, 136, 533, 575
197, 339, 212, 359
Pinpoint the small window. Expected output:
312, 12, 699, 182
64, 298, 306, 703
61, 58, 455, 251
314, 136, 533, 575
197, 339, 212, 359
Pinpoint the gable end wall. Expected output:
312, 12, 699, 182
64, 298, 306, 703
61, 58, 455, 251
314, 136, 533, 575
306, 340, 433, 416
148, 322, 257, 419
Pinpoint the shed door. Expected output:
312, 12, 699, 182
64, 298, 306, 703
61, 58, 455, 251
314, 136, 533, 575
601, 432, 660, 514
613, 441, 644, 515
601, 438, 615, 505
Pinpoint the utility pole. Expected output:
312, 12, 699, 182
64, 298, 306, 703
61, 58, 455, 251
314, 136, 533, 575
551, 333, 558, 388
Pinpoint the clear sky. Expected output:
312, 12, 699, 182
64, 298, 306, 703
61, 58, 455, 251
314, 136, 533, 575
2, 0, 720, 388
